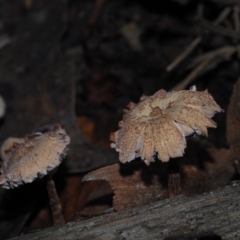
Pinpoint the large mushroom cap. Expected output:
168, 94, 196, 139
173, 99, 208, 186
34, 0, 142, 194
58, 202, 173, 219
0, 124, 70, 189
110, 86, 222, 165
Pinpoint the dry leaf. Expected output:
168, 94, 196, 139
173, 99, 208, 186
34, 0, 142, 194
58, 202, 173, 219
83, 161, 168, 211
83, 148, 234, 211
0, 124, 70, 189
110, 86, 222, 165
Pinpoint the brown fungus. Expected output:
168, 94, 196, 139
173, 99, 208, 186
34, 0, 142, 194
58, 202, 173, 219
110, 86, 222, 165
0, 124, 70, 189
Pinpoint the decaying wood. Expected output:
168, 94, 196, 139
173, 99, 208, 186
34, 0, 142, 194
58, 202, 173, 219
14, 181, 240, 240
83, 148, 234, 211
84, 161, 168, 212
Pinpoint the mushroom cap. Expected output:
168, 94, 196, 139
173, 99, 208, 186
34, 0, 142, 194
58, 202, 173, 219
110, 86, 222, 165
0, 124, 70, 189
0, 137, 25, 162
0, 95, 6, 118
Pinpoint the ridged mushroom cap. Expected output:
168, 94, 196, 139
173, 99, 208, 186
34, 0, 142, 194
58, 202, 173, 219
0, 124, 70, 189
0, 137, 25, 162
110, 86, 222, 165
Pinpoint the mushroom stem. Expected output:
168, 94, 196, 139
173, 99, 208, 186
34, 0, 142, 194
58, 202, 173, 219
46, 175, 65, 226
168, 159, 181, 198
168, 173, 181, 198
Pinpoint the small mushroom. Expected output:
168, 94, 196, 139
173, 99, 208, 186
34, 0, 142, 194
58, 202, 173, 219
110, 86, 222, 165
0, 95, 6, 119
0, 124, 70, 226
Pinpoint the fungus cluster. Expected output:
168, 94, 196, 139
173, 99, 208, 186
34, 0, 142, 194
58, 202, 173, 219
110, 86, 222, 165
0, 124, 70, 189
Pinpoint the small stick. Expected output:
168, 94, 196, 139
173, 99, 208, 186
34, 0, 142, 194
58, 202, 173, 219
207, 0, 240, 4
85, 0, 107, 40
223, 19, 234, 29
166, 38, 202, 72
213, 7, 231, 25
46, 175, 65, 226
237, 44, 240, 59
200, 18, 240, 40
171, 56, 212, 91
166, 7, 231, 72
187, 45, 236, 69
233, 5, 240, 57
233, 5, 240, 32
171, 45, 237, 91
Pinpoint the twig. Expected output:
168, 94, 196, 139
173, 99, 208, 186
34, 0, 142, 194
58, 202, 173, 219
85, 0, 107, 40
237, 42, 240, 59
223, 19, 234, 29
171, 57, 212, 91
213, 7, 231, 25
172, 45, 238, 91
166, 38, 202, 72
197, 3, 204, 21
166, 7, 231, 72
207, 0, 240, 4
233, 5, 240, 32
0, 35, 11, 50
200, 18, 240, 40
46, 175, 65, 226
188, 45, 237, 69
233, 5, 240, 57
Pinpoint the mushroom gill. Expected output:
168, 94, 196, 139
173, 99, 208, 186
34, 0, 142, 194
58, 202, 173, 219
0, 124, 70, 189
110, 86, 222, 165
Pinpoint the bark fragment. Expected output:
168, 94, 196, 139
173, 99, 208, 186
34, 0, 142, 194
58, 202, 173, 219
83, 148, 234, 211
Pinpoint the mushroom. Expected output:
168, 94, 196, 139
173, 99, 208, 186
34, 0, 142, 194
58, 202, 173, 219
0, 137, 25, 162
0, 95, 6, 119
110, 86, 222, 165
0, 124, 70, 226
